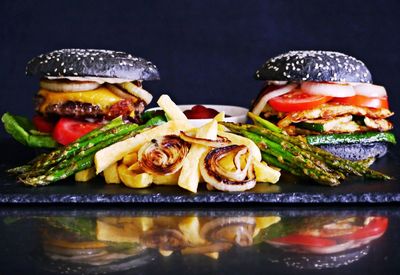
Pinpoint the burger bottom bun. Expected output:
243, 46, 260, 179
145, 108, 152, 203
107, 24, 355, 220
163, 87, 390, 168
319, 142, 388, 161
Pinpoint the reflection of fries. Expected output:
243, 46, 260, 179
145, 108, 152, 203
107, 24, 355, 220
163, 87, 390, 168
94, 215, 280, 260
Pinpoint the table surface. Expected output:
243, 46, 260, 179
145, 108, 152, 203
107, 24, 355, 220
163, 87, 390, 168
0, 205, 399, 275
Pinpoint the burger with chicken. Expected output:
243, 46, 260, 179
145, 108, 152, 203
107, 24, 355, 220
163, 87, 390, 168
262, 215, 388, 270
2, 48, 159, 147
251, 50, 396, 160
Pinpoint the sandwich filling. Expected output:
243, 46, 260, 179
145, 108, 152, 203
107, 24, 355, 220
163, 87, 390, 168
251, 82, 394, 136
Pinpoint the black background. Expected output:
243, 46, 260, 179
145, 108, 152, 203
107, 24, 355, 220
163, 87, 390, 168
0, 0, 399, 138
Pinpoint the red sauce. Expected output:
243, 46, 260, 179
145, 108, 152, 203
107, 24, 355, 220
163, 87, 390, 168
183, 105, 219, 119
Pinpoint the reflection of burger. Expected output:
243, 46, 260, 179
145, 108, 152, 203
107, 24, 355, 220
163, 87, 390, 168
5, 48, 159, 146
37, 217, 153, 274
263, 216, 388, 269
251, 51, 396, 160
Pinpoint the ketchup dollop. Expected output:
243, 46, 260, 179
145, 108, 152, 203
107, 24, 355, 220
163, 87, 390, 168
183, 105, 219, 119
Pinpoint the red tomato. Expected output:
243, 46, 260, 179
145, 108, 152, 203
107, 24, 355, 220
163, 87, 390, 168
32, 115, 55, 133
184, 105, 219, 119
341, 217, 388, 241
331, 95, 389, 109
269, 89, 332, 112
271, 234, 336, 247
52, 118, 101, 145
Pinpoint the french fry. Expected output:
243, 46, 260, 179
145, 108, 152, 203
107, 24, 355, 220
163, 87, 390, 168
178, 118, 220, 193
96, 219, 140, 243
118, 164, 153, 188
128, 162, 141, 172
103, 162, 121, 184
253, 161, 281, 184
178, 217, 205, 245
159, 249, 174, 257
75, 167, 96, 182
205, 252, 219, 260
157, 94, 190, 124
132, 217, 154, 232
122, 152, 138, 166
153, 171, 180, 185
95, 120, 192, 174
253, 216, 281, 237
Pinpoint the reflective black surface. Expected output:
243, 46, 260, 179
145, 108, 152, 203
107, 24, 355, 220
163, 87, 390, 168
0, 206, 399, 275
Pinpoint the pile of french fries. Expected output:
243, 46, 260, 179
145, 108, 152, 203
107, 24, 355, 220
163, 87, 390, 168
96, 215, 281, 259
76, 95, 281, 192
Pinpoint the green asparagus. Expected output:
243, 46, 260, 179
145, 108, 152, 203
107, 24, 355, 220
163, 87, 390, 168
13, 115, 167, 186
221, 116, 392, 185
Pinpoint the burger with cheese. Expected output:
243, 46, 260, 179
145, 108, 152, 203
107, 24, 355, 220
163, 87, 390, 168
3, 48, 159, 147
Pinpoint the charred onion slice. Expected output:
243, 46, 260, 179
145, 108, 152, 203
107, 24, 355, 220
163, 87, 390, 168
138, 135, 190, 175
105, 84, 139, 101
40, 79, 101, 92
200, 145, 256, 192
140, 229, 187, 250
179, 131, 231, 147
117, 82, 153, 105
200, 217, 256, 246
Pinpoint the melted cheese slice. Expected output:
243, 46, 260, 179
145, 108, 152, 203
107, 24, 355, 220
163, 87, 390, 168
38, 87, 123, 113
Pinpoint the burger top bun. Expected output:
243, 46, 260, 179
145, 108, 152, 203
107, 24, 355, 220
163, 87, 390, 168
26, 49, 160, 81
255, 50, 372, 83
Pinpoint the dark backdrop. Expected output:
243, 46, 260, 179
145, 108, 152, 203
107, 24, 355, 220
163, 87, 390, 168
1, 0, 399, 138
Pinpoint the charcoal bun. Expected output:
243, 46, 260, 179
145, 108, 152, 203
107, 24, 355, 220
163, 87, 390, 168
255, 50, 372, 83
266, 245, 369, 270
26, 49, 160, 81
319, 142, 388, 161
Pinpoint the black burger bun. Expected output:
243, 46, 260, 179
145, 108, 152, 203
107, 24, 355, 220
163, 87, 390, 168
265, 245, 370, 270
26, 49, 160, 81
255, 50, 372, 83
319, 142, 388, 161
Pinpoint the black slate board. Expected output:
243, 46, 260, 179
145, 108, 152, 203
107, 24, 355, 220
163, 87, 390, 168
0, 140, 399, 204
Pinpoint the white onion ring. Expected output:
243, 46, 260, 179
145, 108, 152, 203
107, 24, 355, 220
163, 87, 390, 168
179, 131, 231, 147
354, 83, 387, 97
117, 82, 153, 105
40, 79, 100, 92
105, 84, 139, 101
252, 84, 298, 115
200, 145, 256, 192
200, 217, 256, 246
140, 229, 187, 250
301, 82, 355, 98
138, 135, 190, 175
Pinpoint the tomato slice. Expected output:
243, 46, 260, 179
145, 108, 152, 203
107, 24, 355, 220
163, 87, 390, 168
331, 95, 389, 109
268, 89, 332, 112
271, 234, 336, 247
340, 217, 388, 241
52, 118, 101, 145
32, 115, 56, 133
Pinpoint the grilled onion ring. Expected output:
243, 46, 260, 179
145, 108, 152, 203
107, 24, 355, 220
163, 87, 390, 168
138, 135, 190, 175
40, 79, 101, 92
200, 217, 256, 246
200, 145, 256, 192
179, 131, 231, 147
